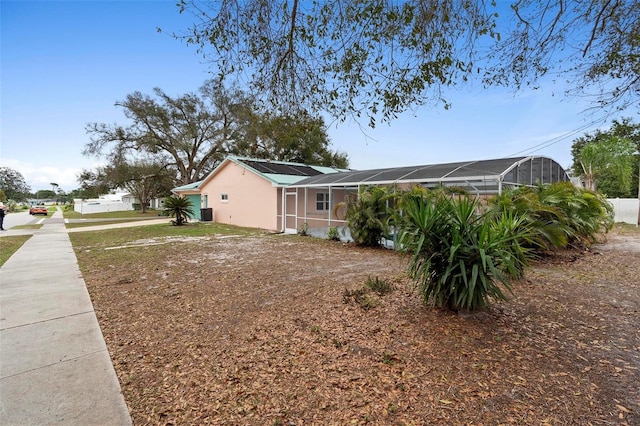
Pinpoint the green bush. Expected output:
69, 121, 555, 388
365, 276, 395, 295
339, 186, 394, 247
326, 226, 341, 241
163, 196, 194, 226
297, 222, 309, 236
397, 192, 532, 312
488, 182, 614, 252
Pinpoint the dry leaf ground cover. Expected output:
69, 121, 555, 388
70, 225, 640, 425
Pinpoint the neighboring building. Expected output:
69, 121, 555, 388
27, 198, 56, 206
171, 156, 347, 230
120, 193, 166, 209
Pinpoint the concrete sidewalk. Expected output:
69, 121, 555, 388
0, 209, 132, 425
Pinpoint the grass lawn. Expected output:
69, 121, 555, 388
63, 209, 164, 220
0, 235, 32, 267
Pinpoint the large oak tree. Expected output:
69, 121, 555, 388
172, 0, 639, 126
0, 167, 31, 201
85, 80, 347, 185
85, 81, 250, 185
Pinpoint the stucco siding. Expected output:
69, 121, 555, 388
199, 161, 279, 231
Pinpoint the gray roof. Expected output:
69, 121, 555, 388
289, 156, 569, 191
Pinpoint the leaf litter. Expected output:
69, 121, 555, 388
74, 229, 640, 425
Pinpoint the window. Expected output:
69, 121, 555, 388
316, 192, 329, 211
221, 193, 229, 202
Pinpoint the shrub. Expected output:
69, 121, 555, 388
488, 182, 614, 252
326, 226, 341, 241
163, 196, 194, 226
339, 186, 394, 247
343, 288, 380, 310
397, 192, 532, 312
365, 276, 395, 295
297, 222, 309, 236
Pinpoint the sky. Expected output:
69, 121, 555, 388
1, 0, 637, 193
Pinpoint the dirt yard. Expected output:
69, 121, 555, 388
75, 228, 640, 425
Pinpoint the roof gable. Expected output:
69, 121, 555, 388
173, 156, 347, 192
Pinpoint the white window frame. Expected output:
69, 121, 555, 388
221, 193, 229, 202
316, 192, 330, 211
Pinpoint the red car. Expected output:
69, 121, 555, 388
29, 205, 48, 215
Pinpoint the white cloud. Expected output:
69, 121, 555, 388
0, 158, 103, 192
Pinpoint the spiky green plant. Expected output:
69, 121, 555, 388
163, 195, 194, 226
537, 182, 613, 246
489, 182, 614, 252
397, 192, 532, 312
339, 186, 394, 247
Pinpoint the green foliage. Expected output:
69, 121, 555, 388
163, 196, 194, 226
230, 113, 349, 168
297, 222, 309, 236
84, 81, 348, 191
0, 167, 31, 201
326, 226, 341, 241
577, 136, 636, 195
177, 1, 638, 125
571, 118, 640, 198
340, 186, 394, 247
489, 183, 614, 251
397, 192, 531, 312
365, 276, 395, 295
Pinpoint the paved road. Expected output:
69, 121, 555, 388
1, 210, 43, 230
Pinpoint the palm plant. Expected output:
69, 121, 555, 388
537, 182, 613, 246
163, 195, 194, 226
489, 187, 569, 253
488, 182, 614, 252
397, 192, 532, 312
338, 186, 395, 247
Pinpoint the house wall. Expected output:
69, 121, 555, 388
291, 187, 352, 235
199, 161, 279, 231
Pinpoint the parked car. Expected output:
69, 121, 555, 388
29, 205, 48, 215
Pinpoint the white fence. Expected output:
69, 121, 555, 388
74, 201, 133, 215
607, 198, 640, 225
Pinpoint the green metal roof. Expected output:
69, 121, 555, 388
172, 180, 203, 192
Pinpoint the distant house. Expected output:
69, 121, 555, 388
120, 193, 165, 209
171, 156, 347, 231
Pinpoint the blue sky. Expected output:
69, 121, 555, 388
1, 1, 636, 192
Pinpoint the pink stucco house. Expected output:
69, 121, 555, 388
171, 156, 347, 232
173, 155, 570, 238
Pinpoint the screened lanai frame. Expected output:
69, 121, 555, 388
282, 156, 569, 237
